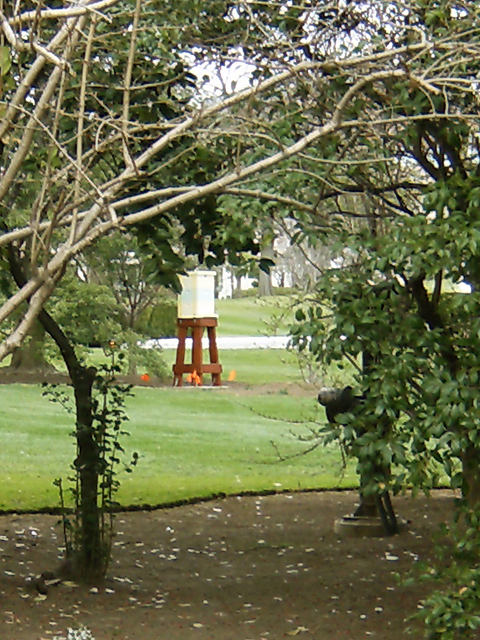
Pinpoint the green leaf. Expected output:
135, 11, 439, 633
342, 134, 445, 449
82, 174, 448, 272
0, 46, 11, 76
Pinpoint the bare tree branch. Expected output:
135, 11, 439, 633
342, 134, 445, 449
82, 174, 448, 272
0, 1, 479, 360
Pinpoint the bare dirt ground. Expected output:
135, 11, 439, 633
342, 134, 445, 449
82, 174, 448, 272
0, 489, 456, 640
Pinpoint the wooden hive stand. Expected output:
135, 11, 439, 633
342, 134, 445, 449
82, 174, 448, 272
172, 317, 222, 386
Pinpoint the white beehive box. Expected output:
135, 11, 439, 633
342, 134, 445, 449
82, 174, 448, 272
178, 270, 217, 318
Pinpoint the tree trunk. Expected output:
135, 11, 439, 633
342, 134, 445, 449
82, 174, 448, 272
125, 333, 137, 376
8, 320, 54, 372
258, 263, 273, 297
8, 247, 105, 582
71, 365, 103, 581
258, 235, 274, 297
461, 444, 480, 507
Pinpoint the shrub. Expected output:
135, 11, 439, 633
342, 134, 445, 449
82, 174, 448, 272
135, 299, 177, 338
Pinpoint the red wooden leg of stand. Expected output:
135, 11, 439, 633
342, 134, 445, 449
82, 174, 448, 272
207, 326, 221, 386
173, 326, 187, 386
192, 326, 204, 385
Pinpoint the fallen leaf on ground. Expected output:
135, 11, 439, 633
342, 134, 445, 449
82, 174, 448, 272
287, 626, 309, 635
34, 594, 47, 602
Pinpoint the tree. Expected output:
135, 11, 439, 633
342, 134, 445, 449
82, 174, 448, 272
7, 320, 54, 372
1, 1, 477, 355
79, 233, 174, 333
76, 232, 178, 374
275, 0, 480, 501
267, 2, 480, 636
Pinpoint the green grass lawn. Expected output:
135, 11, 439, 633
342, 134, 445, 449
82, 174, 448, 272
164, 347, 304, 386
215, 295, 295, 336
0, 383, 356, 511
0, 295, 358, 511
87, 347, 306, 386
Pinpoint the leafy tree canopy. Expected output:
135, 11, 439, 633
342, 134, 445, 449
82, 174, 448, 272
1, 0, 478, 361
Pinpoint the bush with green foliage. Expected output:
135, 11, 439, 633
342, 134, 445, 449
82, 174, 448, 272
414, 504, 480, 639
52, 279, 123, 347
135, 299, 177, 338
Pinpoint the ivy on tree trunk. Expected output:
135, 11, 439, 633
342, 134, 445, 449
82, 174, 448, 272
8, 247, 106, 581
